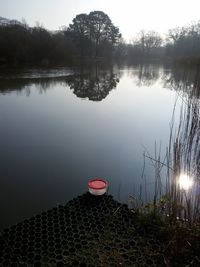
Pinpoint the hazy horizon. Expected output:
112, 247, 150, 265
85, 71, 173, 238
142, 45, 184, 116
1, 0, 200, 41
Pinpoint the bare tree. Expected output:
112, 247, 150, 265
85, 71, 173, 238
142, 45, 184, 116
136, 30, 162, 57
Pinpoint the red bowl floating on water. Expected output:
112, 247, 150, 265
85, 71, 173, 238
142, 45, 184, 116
88, 178, 108, 196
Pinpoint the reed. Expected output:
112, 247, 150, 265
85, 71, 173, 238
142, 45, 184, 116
166, 92, 200, 222
138, 90, 200, 223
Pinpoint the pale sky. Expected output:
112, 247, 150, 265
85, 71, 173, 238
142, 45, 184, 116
1, 0, 200, 41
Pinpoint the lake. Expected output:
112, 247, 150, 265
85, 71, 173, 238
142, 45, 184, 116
0, 63, 197, 229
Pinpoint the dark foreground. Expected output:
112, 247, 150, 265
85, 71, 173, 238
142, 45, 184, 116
0, 193, 200, 267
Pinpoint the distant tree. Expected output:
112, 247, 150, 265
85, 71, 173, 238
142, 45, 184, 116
67, 11, 121, 59
166, 22, 200, 61
50, 32, 74, 64
0, 17, 75, 66
30, 26, 52, 64
126, 31, 163, 62
0, 19, 31, 64
168, 27, 186, 42
88, 11, 121, 57
136, 30, 162, 57
0, 14, 122, 66
114, 38, 127, 62
67, 14, 90, 57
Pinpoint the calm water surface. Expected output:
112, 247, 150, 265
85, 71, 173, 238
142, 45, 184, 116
0, 64, 192, 229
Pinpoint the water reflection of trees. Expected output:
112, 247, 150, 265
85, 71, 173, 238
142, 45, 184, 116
127, 64, 160, 87
65, 69, 119, 101
0, 77, 66, 96
163, 66, 200, 97
2, 65, 199, 100
0, 67, 120, 101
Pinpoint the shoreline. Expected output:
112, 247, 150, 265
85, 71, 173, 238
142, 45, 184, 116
1, 192, 200, 266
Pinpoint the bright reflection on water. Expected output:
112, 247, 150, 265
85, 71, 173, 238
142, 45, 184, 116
0, 64, 193, 228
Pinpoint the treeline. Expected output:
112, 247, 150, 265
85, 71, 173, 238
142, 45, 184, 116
0, 17, 74, 66
166, 22, 200, 64
0, 13, 200, 66
125, 22, 200, 64
0, 11, 121, 66
125, 30, 164, 62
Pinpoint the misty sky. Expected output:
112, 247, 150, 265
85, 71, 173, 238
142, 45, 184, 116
1, 0, 200, 41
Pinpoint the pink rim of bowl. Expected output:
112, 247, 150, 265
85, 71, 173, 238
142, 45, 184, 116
88, 178, 108, 195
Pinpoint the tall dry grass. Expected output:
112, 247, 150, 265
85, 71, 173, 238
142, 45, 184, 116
165, 91, 200, 222
139, 90, 200, 222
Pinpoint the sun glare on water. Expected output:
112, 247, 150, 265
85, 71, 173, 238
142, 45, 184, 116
178, 174, 193, 191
